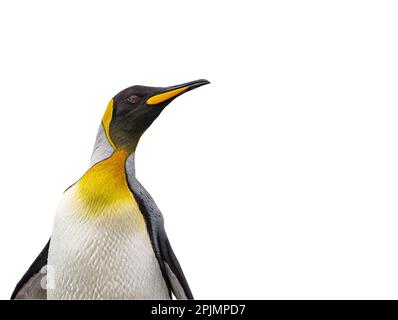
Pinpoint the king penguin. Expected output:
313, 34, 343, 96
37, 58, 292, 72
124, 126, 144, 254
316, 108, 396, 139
11, 79, 210, 300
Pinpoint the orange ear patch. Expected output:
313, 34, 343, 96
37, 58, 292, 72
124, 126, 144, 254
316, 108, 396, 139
102, 99, 116, 149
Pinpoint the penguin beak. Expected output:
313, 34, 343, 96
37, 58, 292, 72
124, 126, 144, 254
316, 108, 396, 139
146, 79, 210, 106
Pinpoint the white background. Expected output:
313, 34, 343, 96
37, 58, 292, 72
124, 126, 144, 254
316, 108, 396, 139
0, 1, 398, 299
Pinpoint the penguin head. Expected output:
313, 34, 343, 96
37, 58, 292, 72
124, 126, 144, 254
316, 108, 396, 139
102, 79, 210, 152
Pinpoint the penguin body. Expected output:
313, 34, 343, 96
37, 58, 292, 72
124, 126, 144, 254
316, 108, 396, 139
48, 150, 169, 299
11, 79, 209, 300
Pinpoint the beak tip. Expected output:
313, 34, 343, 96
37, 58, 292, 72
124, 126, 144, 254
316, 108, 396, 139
189, 79, 210, 90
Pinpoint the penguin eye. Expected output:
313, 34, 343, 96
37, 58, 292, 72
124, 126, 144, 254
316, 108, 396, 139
127, 95, 139, 104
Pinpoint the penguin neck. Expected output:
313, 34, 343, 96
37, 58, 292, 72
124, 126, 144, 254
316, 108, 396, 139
91, 147, 136, 179
122, 148, 136, 179
90, 124, 137, 178
76, 148, 142, 219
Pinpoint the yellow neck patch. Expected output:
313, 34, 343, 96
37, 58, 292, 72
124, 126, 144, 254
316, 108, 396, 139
75, 150, 141, 220
102, 99, 116, 150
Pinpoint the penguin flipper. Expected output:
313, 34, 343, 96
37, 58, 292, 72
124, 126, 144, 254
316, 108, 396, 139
11, 239, 50, 299
158, 227, 194, 299
128, 178, 193, 299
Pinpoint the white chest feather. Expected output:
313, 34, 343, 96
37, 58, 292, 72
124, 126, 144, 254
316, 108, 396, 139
47, 188, 169, 300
